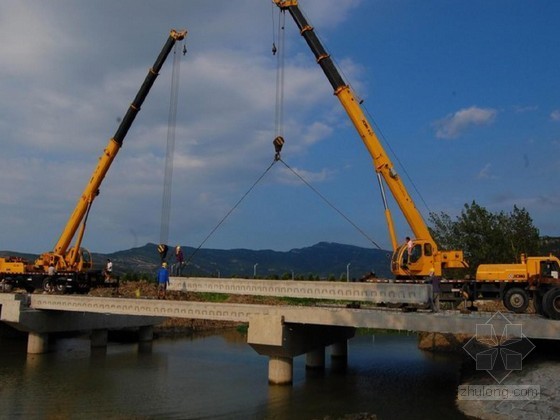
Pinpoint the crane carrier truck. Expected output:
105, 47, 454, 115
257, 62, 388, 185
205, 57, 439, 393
0, 29, 187, 294
273, 0, 560, 319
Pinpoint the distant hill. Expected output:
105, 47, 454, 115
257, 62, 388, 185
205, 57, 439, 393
4, 236, 558, 280
0, 242, 393, 280
106, 242, 393, 280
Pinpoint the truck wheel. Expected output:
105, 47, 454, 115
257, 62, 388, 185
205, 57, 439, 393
55, 281, 67, 294
533, 293, 546, 316
503, 288, 529, 313
543, 288, 560, 320
42, 278, 55, 293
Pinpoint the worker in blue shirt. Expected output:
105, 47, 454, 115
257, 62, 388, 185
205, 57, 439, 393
157, 262, 170, 299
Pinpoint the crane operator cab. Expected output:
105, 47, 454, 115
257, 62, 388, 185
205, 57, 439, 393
391, 239, 435, 279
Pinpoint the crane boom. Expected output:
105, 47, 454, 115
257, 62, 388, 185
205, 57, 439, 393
36, 29, 187, 272
273, 1, 466, 278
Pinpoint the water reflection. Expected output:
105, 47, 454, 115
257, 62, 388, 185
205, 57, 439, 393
0, 331, 466, 419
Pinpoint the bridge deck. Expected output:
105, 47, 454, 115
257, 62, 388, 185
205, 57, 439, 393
26, 294, 560, 340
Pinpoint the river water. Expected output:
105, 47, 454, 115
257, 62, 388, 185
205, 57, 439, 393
0, 330, 467, 419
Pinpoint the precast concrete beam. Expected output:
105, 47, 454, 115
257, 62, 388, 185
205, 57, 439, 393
169, 277, 431, 305
1, 295, 165, 334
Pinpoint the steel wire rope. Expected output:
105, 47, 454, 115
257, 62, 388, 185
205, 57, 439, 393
274, 10, 286, 139
185, 159, 278, 265
159, 42, 183, 246
277, 158, 382, 250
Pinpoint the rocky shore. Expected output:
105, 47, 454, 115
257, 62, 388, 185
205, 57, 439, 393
457, 361, 560, 419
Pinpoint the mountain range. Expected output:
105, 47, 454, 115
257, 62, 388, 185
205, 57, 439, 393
4, 236, 559, 281
0, 242, 393, 280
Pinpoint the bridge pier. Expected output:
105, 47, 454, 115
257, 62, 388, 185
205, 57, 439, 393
306, 347, 325, 370
268, 356, 294, 385
139, 325, 154, 342
27, 332, 48, 354
248, 314, 355, 385
91, 329, 108, 348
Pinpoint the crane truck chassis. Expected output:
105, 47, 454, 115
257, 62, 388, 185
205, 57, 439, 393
0, 29, 187, 294
273, 0, 560, 320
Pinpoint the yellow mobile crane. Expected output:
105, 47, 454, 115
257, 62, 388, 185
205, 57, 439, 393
0, 29, 187, 294
272, 0, 466, 280
273, 0, 560, 319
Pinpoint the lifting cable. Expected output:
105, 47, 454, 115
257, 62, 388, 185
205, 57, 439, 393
276, 157, 383, 250
159, 39, 184, 248
186, 8, 383, 265
274, 10, 286, 141
184, 158, 278, 265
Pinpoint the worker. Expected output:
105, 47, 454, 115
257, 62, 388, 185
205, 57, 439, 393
428, 267, 441, 313
175, 245, 184, 276
48, 263, 56, 276
105, 259, 113, 281
157, 262, 170, 300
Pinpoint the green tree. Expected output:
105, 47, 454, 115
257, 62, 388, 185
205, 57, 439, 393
429, 201, 540, 275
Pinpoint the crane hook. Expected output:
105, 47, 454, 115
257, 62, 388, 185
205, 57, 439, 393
273, 136, 284, 161
272, 42, 277, 56
182, 44, 187, 56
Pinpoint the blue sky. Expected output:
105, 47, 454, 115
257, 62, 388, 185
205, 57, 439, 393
1, 0, 559, 254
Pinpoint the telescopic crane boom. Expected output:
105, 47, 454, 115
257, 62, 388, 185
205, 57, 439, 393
272, 0, 466, 278
34, 29, 187, 273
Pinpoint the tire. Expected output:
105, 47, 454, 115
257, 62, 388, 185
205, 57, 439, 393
503, 287, 530, 314
42, 278, 55, 293
55, 280, 67, 294
533, 293, 546, 316
543, 288, 560, 320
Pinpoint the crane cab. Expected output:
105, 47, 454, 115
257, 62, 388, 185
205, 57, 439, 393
391, 239, 435, 279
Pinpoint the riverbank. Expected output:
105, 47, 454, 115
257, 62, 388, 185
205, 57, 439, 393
457, 360, 560, 419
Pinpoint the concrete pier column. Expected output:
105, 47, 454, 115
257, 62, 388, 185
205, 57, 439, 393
331, 340, 348, 360
27, 332, 48, 354
306, 347, 325, 370
268, 356, 293, 385
91, 329, 108, 348
138, 325, 154, 342
331, 340, 348, 371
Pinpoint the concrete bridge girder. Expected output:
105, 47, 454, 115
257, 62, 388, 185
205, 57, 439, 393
1, 293, 164, 354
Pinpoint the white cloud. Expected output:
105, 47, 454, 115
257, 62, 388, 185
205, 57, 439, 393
0, 0, 365, 253
433, 106, 497, 139
551, 109, 560, 121
477, 163, 497, 180
275, 165, 334, 186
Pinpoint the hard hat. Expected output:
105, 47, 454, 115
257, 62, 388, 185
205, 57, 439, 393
162, 262, 167, 267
